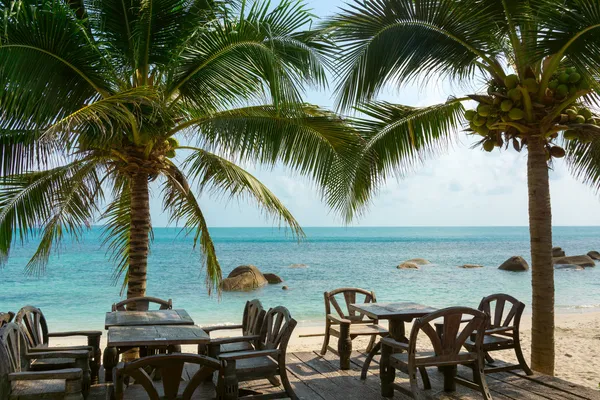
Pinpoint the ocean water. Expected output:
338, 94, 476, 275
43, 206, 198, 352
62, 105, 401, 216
2, 226, 599, 331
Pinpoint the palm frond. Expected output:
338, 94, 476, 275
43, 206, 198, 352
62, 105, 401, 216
161, 164, 221, 294
565, 129, 600, 194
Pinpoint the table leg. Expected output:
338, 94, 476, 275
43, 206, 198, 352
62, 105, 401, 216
380, 338, 395, 397
87, 335, 101, 385
103, 347, 119, 383
388, 319, 407, 343
442, 366, 457, 392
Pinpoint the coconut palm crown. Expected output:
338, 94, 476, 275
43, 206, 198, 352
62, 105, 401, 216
325, 0, 600, 374
0, 0, 359, 298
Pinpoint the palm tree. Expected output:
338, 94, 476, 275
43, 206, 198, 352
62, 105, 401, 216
325, 0, 600, 374
0, 0, 358, 299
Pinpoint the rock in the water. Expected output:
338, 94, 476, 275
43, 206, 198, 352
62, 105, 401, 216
587, 251, 600, 260
553, 255, 595, 268
498, 256, 529, 271
555, 264, 584, 271
459, 264, 484, 269
282, 285, 289, 290
289, 263, 308, 269
397, 262, 419, 270
221, 265, 268, 291
404, 258, 431, 265
263, 273, 283, 284
552, 247, 566, 257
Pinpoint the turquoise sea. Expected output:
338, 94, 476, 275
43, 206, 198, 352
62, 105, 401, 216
2, 227, 600, 331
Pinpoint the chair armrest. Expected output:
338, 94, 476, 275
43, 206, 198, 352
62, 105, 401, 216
203, 324, 243, 333
484, 326, 514, 335
28, 345, 92, 353
48, 330, 102, 338
9, 368, 82, 381
381, 337, 409, 351
219, 349, 279, 361
209, 335, 260, 346
26, 350, 89, 360
326, 314, 351, 325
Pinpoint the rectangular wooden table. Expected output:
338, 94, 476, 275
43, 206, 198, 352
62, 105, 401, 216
104, 309, 194, 329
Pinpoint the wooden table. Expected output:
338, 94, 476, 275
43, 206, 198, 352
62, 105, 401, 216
103, 325, 210, 382
104, 309, 194, 329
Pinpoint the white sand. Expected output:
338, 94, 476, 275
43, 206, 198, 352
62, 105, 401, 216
51, 311, 600, 389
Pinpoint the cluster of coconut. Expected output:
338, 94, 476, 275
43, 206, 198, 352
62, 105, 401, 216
464, 68, 597, 156
163, 137, 179, 158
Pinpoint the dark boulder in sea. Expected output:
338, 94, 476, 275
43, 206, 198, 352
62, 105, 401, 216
404, 258, 431, 265
554, 264, 584, 271
587, 251, 600, 260
459, 264, 484, 269
553, 255, 595, 268
552, 247, 566, 257
282, 285, 289, 290
498, 256, 529, 271
397, 262, 419, 270
221, 265, 268, 291
263, 273, 284, 284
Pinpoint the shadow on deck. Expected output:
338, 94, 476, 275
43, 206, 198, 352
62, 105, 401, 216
89, 350, 600, 399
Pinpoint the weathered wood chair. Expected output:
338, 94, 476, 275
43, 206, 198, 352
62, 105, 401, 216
202, 300, 266, 356
217, 306, 298, 400
111, 296, 173, 311
380, 307, 492, 400
462, 293, 533, 375
113, 353, 224, 400
0, 312, 14, 328
14, 306, 102, 386
321, 287, 388, 369
0, 323, 85, 400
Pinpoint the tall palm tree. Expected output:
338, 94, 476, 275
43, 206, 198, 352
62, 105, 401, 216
325, 0, 600, 374
0, 0, 358, 299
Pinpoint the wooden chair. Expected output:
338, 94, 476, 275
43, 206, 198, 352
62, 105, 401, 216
217, 306, 298, 400
14, 306, 102, 386
202, 300, 266, 355
321, 287, 388, 369
380, 307, 492, 400
0, 312, 14, 328
113, 353, 224, 400
111, 296, 172, 311
0, 323, 85, 400
462, 293, 533, 375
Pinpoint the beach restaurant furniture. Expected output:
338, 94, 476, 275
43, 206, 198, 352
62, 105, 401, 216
113, 353, 224, 399
321, 288, 388, 370
380, 307, 492, 399
0, 323, 85, 400
203, 299, 266, 355
348, 301, 437, 379
217, 306, 298, 400
0, 312, 14, 328
111, 296, 173, 312
14, 306, 102, 386
462, 293, 533, 375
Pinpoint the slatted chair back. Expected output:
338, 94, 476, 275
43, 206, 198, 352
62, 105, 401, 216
408, 307, 488, 367
478, 293, 524, 333
14, 306, 48, 349
0, 312, 14, 328
324, 288, 377, 323
258, 307, 297, 353
114, 354, 223, 400
0, 323, 26, 397
242, 299, 265, 337
112, 296, 172, 311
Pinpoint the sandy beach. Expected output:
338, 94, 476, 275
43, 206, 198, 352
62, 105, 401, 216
52, 310, 600, 390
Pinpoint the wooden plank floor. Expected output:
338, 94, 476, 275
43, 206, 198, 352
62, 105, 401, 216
89, 351, 600, 399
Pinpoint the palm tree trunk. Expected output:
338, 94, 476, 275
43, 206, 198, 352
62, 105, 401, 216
527, 136, 554, 375
127, 171, 151, 302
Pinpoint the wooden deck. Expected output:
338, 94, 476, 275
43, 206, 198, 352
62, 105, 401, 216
89, 350, 600, 399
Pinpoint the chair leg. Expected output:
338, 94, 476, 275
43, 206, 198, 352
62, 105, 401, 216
267, 375, 281, 387
320, 324, 330, 355
419, 366, 431, 390
514, 339, 533, 376
361, 341, 381, 380
473, 362, 493, 400
280, 367, 298, 400
366, 335, 377, 353
484, 352, 495, 364
409, 365, 427, 400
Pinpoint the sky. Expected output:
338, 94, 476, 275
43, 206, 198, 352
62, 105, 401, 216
151, 0, 600, 228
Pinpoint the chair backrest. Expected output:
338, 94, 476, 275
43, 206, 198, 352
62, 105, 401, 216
114, 354, 223, 400
478, 293, 525, 331
0, 323, 23, 375
324, 287, 376, 322
408, 307, 488, 366
258, 307, 297, 353
0, 312, 14, 328
14, 306, 48, 349
112, 297, 172, 311
242, 299, 265, 337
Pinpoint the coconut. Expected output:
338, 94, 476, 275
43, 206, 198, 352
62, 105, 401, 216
508, 88, 522, 102
574, 115, 586, 124
568, 73, 581, 83
483, 140, 495, 152
475, 125, 490, 136
555, 84, 569, 98
523, 78, 538, 93
566, 67, 577, 74
504, 74, 519, 89
508, 108, 525, 121
563, 130, 578, 140
167, 137, 179, 148
558, 72, 570, 83
493, 97, 502, 106
464, 110, 477, 121
477, 104, 491, 117
486, 118, 497, 129
166, 149, 176, 158
579, 108, 593, 121
548, 80, 559, 90
500, 100, 514, 112
473, 116, 487, 127
550, 146, 566, 158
